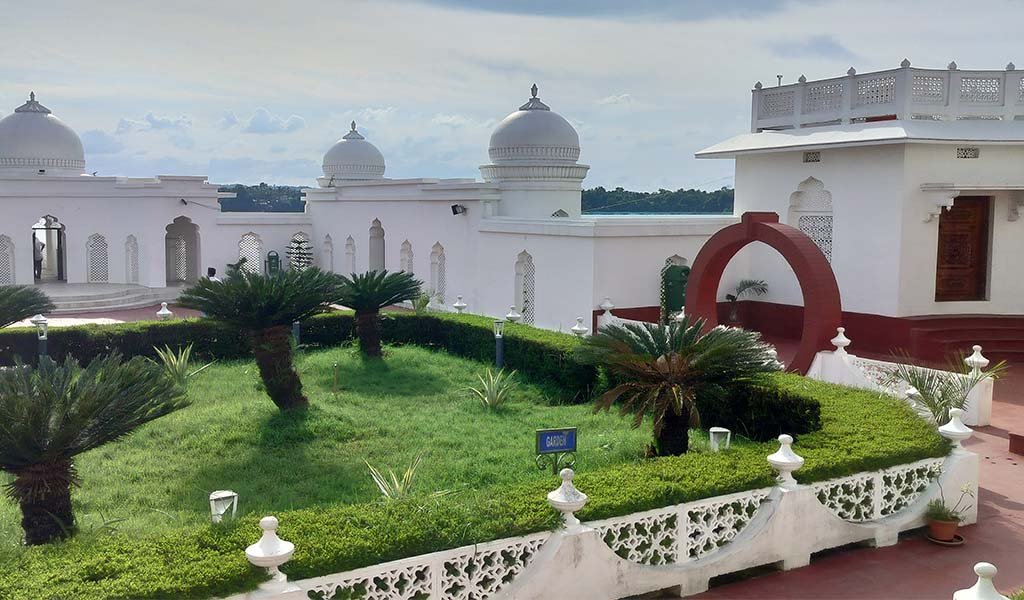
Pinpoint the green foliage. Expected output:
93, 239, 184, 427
884, 350, 1008, 424
469, 368, 518, 409
366, 454, 446, 501
582, 186, 733, 215
696, 381, 821, 442
150, 343, 214, 393
177, 268, 343, 330
218, 182, 306, 213
924, 483, 975, 522
0, 285, 55, 329
577, 319, 781, 454
725, 279, 769, 303
412, 293, 432, 315
338, 270, 423, 314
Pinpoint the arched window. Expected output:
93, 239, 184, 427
125, 235, 139, 284
788, 177, 834, 262
400, 240, 414, 274
660, 255, 690, 321
286, 231, 313, 271
322, 234, 334, 272
345, 236, 356, 274
238, 232, 262, 274
430, 242, 446, 304
368, 219, 385, 271
86, 233, 109, 282
0, 235, 14, 285
514, 250, 536, 325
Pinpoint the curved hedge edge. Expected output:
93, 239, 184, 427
0, 372, 948, 600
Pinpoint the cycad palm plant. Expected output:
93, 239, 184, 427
0, 285, 55, 328
338, 270, 422, 358
178, 268, 344, 410
0, 354, 187, 545
576, 318, 781, 456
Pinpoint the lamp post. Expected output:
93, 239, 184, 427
493, 319, 506, 369
209, 490, 238, 523
29, 314, 48, 357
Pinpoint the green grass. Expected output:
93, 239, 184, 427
0, 344, 653, 549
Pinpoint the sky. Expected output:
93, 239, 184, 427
1, 0, 1021, 190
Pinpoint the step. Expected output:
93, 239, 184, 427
53, 292, 173, 309
51, 297, 181, 315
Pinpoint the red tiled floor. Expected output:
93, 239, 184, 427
694, 367, 1024, 599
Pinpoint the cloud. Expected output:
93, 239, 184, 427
430, 113, 493, 128
410, 0, 790, 20
80, 130, 124, 154
169, 134, 195, 150
207, 156, 320, 185
768, 35, 856, 60
270, 144, 287, 153
217, 110, 239, 129
242, 108, 305, 134
115, 112, 191, 134
597, 93, 632, 105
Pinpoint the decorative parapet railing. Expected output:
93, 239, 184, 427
225, 417, 978, 600
806, 327, 995, 426
751, 59, 1024, 132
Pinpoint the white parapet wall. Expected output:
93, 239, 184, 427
806, 327, 994, 426
225, 421, 978, 600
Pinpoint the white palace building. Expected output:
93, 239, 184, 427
1, 60, 1023, 362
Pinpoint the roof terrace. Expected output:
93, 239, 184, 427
751, 60, 1024, 132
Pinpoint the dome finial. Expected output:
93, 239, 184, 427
531, 83, 538, 98
519, 84, 550, 111
350, 120, 357, 132
29, 91, 35, 102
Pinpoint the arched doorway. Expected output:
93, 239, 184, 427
165, 216, 200, 284
684, 212, 841, 374
31, 215, 66, 282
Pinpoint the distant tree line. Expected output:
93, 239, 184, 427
218, 183, 306, 212
582, 186, 734, 214
217, 183, 735, 215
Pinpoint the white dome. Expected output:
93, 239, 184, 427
488, 85, 580, 164
0, 93, 85, 175
322, 121, 385, 180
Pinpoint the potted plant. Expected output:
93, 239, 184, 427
725, 279, 768, 325
924, 484, 975, 543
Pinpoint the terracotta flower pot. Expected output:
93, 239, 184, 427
927, 518, 959, 541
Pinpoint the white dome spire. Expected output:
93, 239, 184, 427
0, 92, 85, 176
486, 84, 581, 165
321, 121, 385, 181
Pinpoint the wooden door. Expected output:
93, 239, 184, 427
935, 196, 990, 301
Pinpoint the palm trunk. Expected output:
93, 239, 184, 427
14, 460, 76, 545
655, 405, 691, 456
355, 309, 382, 358
252, 325, 308, 411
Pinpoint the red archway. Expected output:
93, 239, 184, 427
684, 212, 841, 374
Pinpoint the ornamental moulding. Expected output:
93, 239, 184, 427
488, 145, 581, 162
0, 157, 86, 168
479, 164, 590, 182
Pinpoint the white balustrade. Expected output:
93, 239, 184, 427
953, 563, 1010, 600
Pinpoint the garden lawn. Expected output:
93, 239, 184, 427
0, 344, 651, 551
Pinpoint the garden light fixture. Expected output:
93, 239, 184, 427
209, 490, 238, 523
493, 319, 506, 369
709, 427, 732, 452
29, 313, 48, 356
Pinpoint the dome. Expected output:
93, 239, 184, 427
0, 92, 85, 175
322, 121, 385, 180
488, 84, 580, 164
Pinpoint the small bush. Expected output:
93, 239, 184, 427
469, 368, 518, 409
697, 381, 822, 442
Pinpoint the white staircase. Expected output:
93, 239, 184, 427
45, 285, 183, 314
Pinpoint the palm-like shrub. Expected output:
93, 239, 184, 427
0, 354, 187, 545
883, 350, 1007, 424
0, 285, 55, 329
339, 270, 422, 358
178, 268, 343, 410
470, 368, 518, 409
576, 318, 781, 456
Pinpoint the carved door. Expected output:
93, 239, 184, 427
935, 196, 990, 301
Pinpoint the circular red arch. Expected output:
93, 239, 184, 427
684, 212, 842, 374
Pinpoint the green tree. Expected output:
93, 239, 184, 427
338, 270, 422, 358
0, 285, 55, 329
178, 268, 343, 410
0, 354, 187, 545
576, 319, 780, 456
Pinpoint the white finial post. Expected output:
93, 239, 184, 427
245, 516, 298, 594
767, 434, 804, 489
964, 345, 989, 376
156, 302, 173, 321
547, 468, 588, 532
939, 408, 974, 452
571, 317, 588, 338
1006, 62, 1016, 71
948, 61, 959, 70
754, 81, 763, 90
798, 74, 807, 83
831, 327, 851, 356
453, 295, 467, 314
599, 297, 614, 314
953, 562, 1009, 600
900, 58, 912, 68
506, 305, 521, 323
847, 67, 857, 76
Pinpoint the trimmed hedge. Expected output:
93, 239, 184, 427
0, 373, 949, 600
697, 381, 822, 442
0, 312, 597, 399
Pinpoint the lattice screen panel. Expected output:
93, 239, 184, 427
912, 75, 945, 104
436, 250, 446, 304
960, 77, 1001, 103
238, 233, 262, 274
0, 235, 14, 285
798, 214, 833, 262
86, 234, 109, 282
168, 236, 187, 281
855, 75, 896, 106
802, 81, 844, 113
125, 235, 139, 284
759, 90, 794, 118
521, 254, 536, 325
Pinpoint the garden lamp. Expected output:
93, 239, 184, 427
29, 314, 48, 356
709, 427, 732, 452
493, 319, 506, 369
209, 490, 238, 523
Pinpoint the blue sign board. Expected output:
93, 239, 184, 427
536, 428, 577, 455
